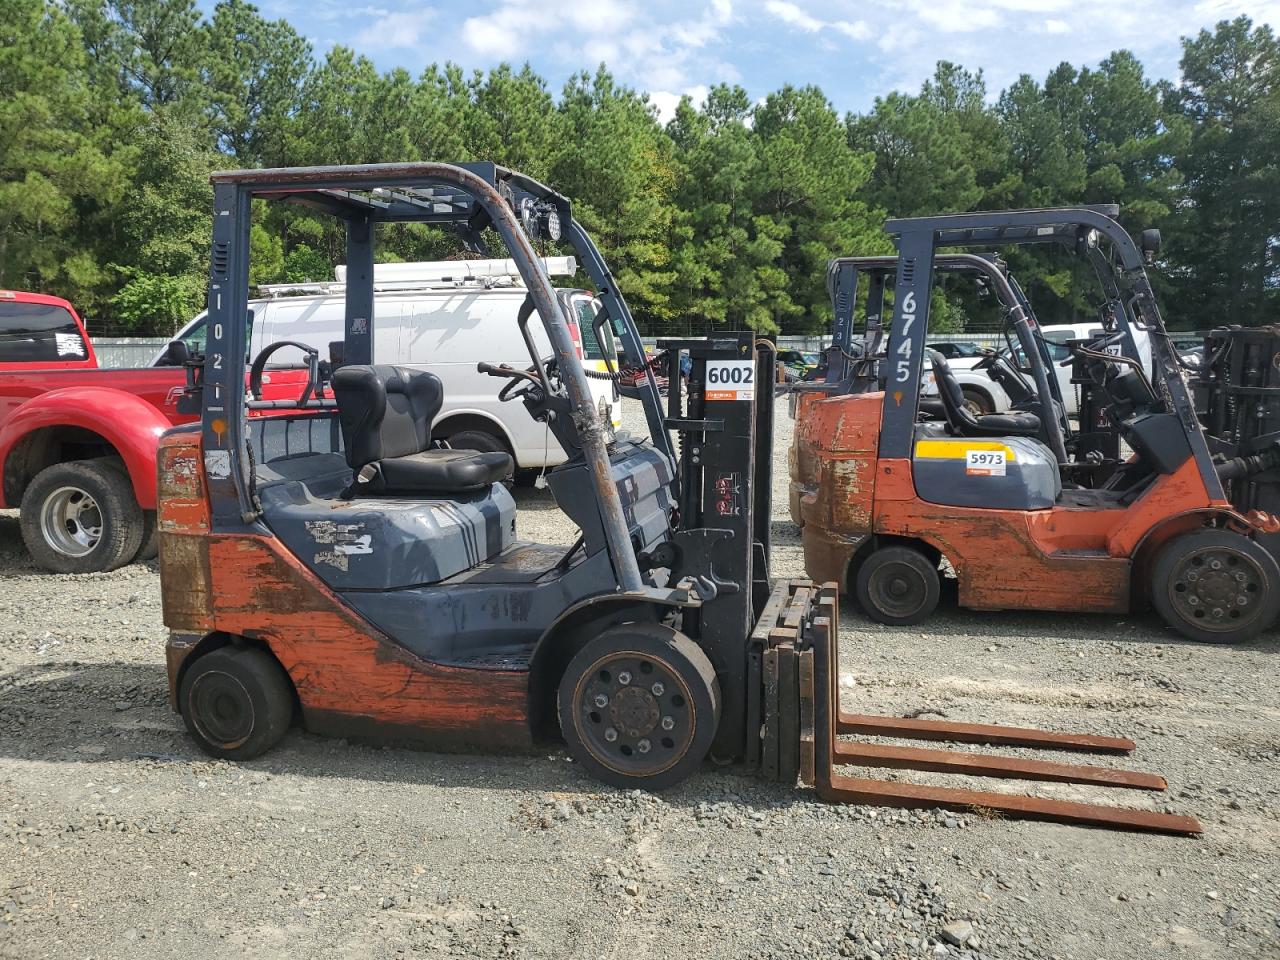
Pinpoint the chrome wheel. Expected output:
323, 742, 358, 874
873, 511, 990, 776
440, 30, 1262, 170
39, 485, 103, 557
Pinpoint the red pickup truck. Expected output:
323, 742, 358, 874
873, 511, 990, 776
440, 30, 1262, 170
0, 290, 304, 573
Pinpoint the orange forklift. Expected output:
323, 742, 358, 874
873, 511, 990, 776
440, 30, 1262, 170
155, 170, 1200, 834
794, 206, 1280, 643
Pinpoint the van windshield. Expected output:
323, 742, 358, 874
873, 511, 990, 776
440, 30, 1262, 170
572, 296, 616, 361
0, 301, 87, 362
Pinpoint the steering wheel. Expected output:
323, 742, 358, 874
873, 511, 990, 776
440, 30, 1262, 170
249, 340, 320, 404
477, 360, 547, 402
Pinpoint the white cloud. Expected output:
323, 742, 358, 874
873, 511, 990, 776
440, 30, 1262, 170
649, 84, 710, 123
765, 0, 823, 32
451, 0, 736, 93
324, 0, 1280, 121
764, 0, 870, 44
353, 9, 437, 50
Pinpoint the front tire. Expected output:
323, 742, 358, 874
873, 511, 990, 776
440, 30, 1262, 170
854, 545, 941, 626
19, 460, 144, 574
1150, 529, 1280, 643
558, 623, 720, 791
179, 646, 294, 760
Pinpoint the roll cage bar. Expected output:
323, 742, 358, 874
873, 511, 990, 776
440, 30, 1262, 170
820, 254, 1064, 413
201, 161, 671, 592
880, 206, 1223, 497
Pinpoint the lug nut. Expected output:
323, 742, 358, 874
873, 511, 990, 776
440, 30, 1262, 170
617, 671, 632, 686
594, 694, 609, 708
637, 739, 651, 754
651, 682, 665, 696
1187, 595, 1199, 605
661, 716, 675, 731
1237, 595, 1249, 606
1210, 559, 1222, 570
1235, 571, 1247, 582
604, 728, 618, 743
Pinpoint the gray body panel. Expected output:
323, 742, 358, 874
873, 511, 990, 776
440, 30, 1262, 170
342, 545, 618, 664
257, 452, 516, 590
252, 422, 678, 666
912, 425, 1061, 511
548, 439, 676, 557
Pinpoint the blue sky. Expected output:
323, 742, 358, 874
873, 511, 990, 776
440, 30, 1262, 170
209, 0, 1280, 117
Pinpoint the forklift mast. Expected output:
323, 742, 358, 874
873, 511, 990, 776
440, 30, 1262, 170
656, 334, 774, 761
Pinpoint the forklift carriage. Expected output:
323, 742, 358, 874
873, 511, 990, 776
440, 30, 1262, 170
158, 169, 1199, 835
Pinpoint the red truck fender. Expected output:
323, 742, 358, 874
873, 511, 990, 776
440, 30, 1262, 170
0, 386, 173, 510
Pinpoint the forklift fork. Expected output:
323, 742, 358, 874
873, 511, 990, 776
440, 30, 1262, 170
760, 582, 1202, 836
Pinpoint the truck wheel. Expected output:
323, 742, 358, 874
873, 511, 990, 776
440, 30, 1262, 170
180, 646, 294, 760
855, 545, 940, 626
134, 511, 159, 562
444, 429, 514, 478
19, 460, 144, 574
1151, 529, 1280, 643
558, 623, 720, 792
961, 388, 993, 415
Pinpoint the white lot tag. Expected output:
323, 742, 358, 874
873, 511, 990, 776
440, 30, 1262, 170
705, 360, 755, 401
965, 449, 1006, 477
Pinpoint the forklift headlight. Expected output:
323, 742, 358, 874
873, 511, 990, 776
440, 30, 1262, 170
543, 209, 562, 242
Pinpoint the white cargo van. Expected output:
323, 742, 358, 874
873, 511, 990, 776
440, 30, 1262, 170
158, 258, 620, 472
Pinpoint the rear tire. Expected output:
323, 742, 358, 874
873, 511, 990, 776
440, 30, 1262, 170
558, 623, 720, 791
180, 646, 294, 760
134, 510, 159, 561
19, 460, 144, 574
854, 545, 940, 626
1150, 529, 1280, 643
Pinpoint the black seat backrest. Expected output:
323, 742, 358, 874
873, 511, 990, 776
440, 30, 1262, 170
332, 365, 444, 471
928, 349, 981, 432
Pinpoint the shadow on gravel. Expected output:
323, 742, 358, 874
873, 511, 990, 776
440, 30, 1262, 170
0, 512, 36, 572
508, 485, 562, 512
0, 659, 800, 807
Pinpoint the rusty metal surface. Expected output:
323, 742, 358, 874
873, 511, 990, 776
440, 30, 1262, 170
830, 741, 1166, 789
836, 713, 1136, 754
817, 773, 1201, 834
773, 583, 1204, 837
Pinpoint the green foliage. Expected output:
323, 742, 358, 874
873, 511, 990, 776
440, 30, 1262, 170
283, 244, 331, 284
2, 3, 1278, 337
110, 268, 203, 332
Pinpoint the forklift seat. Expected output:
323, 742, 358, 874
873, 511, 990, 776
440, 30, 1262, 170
928, 350, 1041, 439
333, 365, 513, 496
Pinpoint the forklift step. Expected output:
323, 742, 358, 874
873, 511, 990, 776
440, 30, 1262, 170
759, 581, 1203, 837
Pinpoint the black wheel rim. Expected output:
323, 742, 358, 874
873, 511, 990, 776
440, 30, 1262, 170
573, 651, 696, 778
868, 561, 929, 620
1168, 546, 1267, 633
189, 671, 255, 748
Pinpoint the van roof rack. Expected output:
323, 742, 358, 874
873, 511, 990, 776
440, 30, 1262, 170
257, 256, 577, 298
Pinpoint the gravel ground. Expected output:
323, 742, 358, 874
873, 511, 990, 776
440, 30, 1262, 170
1, 402, 1278, 960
